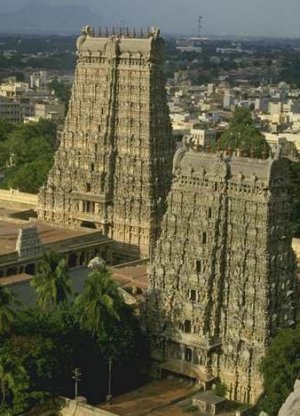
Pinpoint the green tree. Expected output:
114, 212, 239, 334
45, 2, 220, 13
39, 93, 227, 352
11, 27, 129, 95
259, 326, 300, 415
0, 354, 28, 413
0, 286, 18, 336
218, 107, 269, 158
289, 160, 300, 238
76, 264, 122, 338
0, 333, 62, 414
0, 119, 56, 193
6, 159, 53, 194
0, 119, 15, 142
31, 252, 72, 310
48, 79, 71, 113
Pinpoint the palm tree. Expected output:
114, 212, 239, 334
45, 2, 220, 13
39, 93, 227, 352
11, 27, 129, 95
0, 286, 18, 336
0, 356, 27, 409
76, 263, 121, 338
31, 251, 72, 310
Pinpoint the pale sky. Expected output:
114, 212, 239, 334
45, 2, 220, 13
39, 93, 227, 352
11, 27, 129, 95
2, 0, 300, 37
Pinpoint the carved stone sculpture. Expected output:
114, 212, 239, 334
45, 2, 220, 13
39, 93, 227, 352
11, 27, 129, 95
16, 225, 42, 258
38, 27, 174, 259
278, 380, 300, 416
147, 144, 298, 405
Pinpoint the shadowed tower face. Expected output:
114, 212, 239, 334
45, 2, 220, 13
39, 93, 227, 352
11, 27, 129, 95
38, 26, 174, 258
147, 141, 298, 404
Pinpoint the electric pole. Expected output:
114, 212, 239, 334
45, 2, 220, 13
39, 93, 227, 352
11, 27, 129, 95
72, 368, 82, 399
106, 357, 113, 404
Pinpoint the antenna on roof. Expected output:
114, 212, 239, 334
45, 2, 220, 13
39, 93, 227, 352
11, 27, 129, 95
197, 15, 203, 37
116, 21, 124, 36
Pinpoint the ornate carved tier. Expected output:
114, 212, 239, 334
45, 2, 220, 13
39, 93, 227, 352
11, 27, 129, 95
38, 26, 175, 259
147, 145, 298, 404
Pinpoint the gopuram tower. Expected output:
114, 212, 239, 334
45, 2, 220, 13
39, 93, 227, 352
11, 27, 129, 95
147, 140, 298, 404
38, 26, 174, 258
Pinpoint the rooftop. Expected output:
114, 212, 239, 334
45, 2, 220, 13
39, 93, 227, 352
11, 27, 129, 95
0, 219, 99, 256
0, 203, 109, 259
193, 390, 227, 405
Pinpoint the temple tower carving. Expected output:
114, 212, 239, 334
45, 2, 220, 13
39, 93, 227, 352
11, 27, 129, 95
147, 140, 298, 404
38, 26, 174, 258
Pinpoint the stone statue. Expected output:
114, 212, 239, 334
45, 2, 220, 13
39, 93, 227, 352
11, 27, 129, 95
278, 380, 300, 416
76, 25, 94, 52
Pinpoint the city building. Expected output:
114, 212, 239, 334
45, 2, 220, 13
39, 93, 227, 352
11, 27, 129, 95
0, 81, 29, 98
34, 100, 65, 121
223, 90, 236, 109
255, 97, 270, 113
188, 125, 217, 147
0, 96, 22, 122
29, 71, 51, 89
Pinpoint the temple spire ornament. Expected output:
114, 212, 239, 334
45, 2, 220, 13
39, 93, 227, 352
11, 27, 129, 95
38, 26, 174, 259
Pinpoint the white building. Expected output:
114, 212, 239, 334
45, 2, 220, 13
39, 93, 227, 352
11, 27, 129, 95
223, 90, 236, 108
189, 125, 217, 147
0, 82, 29, 99
255, 97, 270, 113
30, 71, 52, 89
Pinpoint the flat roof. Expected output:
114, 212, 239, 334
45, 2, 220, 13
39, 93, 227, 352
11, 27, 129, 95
112, 265, 148, 288
0, 218, 104, 256
0, 273, 32, 286
193, 390, 227, 405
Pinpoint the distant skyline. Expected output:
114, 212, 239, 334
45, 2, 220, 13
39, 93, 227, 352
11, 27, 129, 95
1, 0, 300, 37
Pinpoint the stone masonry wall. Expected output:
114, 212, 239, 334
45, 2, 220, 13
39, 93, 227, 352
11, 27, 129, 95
147, 141, 298, 404
38, 27, 174, 259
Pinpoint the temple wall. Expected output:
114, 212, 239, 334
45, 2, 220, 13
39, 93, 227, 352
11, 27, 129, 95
148, 144, 298, 405
0, 188, 38, 207
38, 28, 175, 259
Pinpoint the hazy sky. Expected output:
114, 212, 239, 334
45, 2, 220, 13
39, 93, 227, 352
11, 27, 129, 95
3, 0, 300, 37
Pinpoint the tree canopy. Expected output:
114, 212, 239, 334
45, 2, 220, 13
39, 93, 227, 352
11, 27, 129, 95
0, 286, 18, 336
0, 119, 56, 193
48, 79, 71, 113
76, 264, 122, 338
259, 325, 300, 416
31, 252, 72, 310
0, 257, 148, 414
218, 107, 269, 158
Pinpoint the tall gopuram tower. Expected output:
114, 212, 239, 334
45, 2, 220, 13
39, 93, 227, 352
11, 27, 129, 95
38, 26, 174, 259
147, 139, 298, 404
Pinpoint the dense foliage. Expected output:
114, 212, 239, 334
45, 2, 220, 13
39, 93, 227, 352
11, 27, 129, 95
31, 252, 72, 310
0, 118, 56, 193
48, 79, 72, 113
259, 326, 300, 416
217, 107, 269, 157
280, 57, 300, 87
0, 255, 148, 414
0, 286, 18, 336
289, 160, 300, 237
